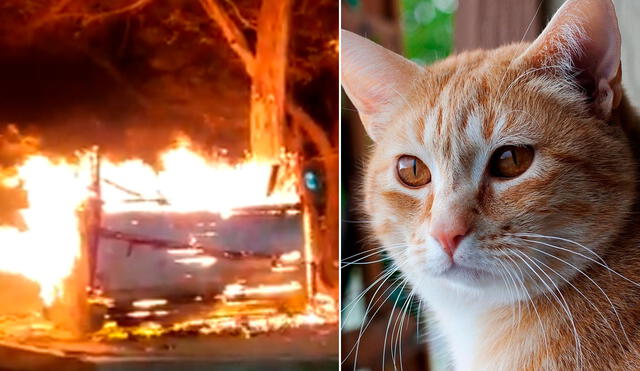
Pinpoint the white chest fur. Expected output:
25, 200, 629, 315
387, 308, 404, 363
417, 280, 526, 371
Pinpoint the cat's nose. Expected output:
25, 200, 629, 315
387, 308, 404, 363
430, 221, 470, 259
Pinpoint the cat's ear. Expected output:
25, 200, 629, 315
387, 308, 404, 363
341, 30, 422, 141
518, 0, 622, 119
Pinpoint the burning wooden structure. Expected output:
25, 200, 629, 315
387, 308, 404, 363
83, 144, 319, 332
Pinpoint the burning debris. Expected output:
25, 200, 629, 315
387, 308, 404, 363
93, 292, 337, 341
0, 132, 337, 353
0, 137, 300, 304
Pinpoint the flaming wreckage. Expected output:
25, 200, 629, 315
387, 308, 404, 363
0, 139, 337, 367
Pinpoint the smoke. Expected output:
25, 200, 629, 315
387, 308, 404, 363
0, 126, 33, 227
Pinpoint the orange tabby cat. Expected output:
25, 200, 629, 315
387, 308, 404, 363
342, 0, 640, 369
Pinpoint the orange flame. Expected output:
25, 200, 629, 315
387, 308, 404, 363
0, 156, 89, 305
98, 141, 299, 214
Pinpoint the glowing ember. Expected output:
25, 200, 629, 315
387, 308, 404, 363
174, 256, 218, 267
222, 281, 303, 299
279, 250, 302, 263
0, 138, 300, 306
271, 265, 299, 273
88, 296, 116, 308
93, 293, 338, 341
132, 298, 168, 309
167, 248, 202, 256
127, 311, 153, 318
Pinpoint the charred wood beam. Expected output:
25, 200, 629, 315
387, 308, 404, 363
102, 178, 169, 205
102, 178, 144, 198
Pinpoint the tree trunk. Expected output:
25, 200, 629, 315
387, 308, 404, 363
249, 0, 293, 161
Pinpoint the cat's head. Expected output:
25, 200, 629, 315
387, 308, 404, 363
342, 0, 636, 303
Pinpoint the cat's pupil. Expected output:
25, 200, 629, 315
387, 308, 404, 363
396, 155, 431, 188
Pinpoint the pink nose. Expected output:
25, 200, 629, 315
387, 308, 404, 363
430, 223, 470, 258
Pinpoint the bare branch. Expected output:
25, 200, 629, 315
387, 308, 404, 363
199, 0, 255, 77
80, 0, 154, 24
222, 0, 256, 30
31, 0, 154, 28
81, 48, 153, 109
287, 102, 334, 160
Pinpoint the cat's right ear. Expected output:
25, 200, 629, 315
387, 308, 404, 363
341, 30, 422, 141
516, 0, 622, 120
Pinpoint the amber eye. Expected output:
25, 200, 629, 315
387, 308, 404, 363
396, 155, 431, 188
489, 145, 534, 178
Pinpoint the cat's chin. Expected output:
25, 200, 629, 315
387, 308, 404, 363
436, 262, 496, 287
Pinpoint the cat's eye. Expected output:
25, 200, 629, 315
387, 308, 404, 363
489, 145, 534, 178
396, 155, 431, 188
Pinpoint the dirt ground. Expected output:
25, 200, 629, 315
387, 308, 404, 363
0, 325, 338, 370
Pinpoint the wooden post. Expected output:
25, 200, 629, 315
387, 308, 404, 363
249, 0, 293, 161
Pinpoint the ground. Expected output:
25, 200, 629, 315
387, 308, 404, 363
0, 324, 338, 370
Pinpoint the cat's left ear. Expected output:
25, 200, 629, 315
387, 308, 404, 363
341, 30, 423, 141
518, 0, 622, 119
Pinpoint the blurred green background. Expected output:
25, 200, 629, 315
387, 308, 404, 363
402, 0, 455, 63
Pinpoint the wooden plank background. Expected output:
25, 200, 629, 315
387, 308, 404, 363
455, 0, 543, 52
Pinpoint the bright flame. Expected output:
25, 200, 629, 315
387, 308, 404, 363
99, 143, 299, 213
0, 138, 299, 306
0, 156, 89, 305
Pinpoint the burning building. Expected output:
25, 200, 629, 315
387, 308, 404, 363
0, 0, 338, 369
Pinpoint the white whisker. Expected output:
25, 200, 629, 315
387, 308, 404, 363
516, 238, 632, 346
513, 248, 583, 369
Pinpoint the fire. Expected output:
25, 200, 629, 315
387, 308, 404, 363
0, 156, 89, 305
98, 141, 299, 214
93, 292, 338, 341
0, 137, 300, 306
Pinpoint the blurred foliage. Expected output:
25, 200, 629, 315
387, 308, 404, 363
401, 0, 455, 64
